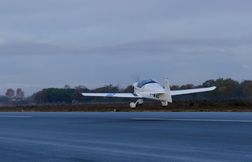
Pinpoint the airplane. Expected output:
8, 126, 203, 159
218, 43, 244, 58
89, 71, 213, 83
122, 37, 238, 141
82, 79, 216, 108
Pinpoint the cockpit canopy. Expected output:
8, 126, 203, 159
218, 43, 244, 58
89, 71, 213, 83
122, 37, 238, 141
137, 79, 157, 88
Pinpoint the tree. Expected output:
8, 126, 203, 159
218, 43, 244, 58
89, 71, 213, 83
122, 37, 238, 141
64, 85, 71, 89
0, 96, 8, 103
215, 78, 239, 98
241, 80, 252, 99
180, 84, 194, 89
202, 79, 216, 87
93, 84, 119, 93
33, 88, 75, 104
75, 85, 89, 93
123, 85, 134, 93
170, 85, 180, 90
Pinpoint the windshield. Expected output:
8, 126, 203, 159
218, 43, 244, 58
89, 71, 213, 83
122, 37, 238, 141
137, 79, 157, 88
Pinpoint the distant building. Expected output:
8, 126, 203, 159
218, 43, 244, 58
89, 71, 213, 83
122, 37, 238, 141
16, 88, 25, 99
5, 88, 15, 98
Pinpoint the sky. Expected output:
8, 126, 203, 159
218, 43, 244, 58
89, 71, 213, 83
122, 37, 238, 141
0, 0, 252, 95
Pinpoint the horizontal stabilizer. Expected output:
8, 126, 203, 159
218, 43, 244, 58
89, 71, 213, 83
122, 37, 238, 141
171, 86, 216, 96
82, 93, 142, 98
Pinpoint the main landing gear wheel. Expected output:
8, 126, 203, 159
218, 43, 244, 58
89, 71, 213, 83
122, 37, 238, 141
130, 99, 144, 109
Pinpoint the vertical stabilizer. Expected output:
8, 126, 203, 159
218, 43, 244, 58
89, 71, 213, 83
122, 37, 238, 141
164, 79, 172, 103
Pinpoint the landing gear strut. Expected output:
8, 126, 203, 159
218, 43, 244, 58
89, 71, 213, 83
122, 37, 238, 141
130, 99, 144, 108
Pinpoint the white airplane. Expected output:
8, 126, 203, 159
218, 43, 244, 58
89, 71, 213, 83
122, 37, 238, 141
82, 79, 216, 108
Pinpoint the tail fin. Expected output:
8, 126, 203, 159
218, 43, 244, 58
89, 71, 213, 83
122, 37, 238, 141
164, 79, 172, 103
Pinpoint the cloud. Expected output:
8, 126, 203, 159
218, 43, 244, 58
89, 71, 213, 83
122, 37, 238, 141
1, 36, 252, 57
242, 64, 251, 70
0, 41, 81, 55
0, 0, 252, 95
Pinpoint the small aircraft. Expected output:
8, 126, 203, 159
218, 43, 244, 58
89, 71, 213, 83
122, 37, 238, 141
82, 79, 216, 108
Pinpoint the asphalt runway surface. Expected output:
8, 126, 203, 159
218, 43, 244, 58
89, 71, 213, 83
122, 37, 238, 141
0, 112, 252, 162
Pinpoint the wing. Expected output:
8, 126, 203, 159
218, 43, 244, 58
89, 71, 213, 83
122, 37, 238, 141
82, 93, 142, 98
171, 86, 216, 96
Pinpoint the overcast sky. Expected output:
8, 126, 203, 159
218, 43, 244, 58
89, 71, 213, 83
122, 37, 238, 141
0, 0, 252, 95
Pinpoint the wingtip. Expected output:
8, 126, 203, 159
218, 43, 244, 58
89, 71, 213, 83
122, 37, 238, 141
211, 86, 217, 90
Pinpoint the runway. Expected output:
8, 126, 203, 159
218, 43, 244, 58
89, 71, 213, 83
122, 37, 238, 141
0, 112, 252, 162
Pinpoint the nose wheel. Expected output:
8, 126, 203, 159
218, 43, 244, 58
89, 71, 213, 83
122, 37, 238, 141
130, 99, 144, 108
161, 101, 168, 107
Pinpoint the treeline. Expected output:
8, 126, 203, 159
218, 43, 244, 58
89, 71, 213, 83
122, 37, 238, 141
173, 78, 252, 101
32, 85, 132, 104
0, 96, 8, 103
31, 78, 252, 104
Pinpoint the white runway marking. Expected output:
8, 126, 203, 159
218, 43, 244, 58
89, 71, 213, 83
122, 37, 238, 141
0, 115, 32, 118
132, 118, 252, 123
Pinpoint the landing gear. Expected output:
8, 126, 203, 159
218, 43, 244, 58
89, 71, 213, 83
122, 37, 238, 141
129, 99, 144, 108
130, 102, 136, 108
161, 101, 168, 107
